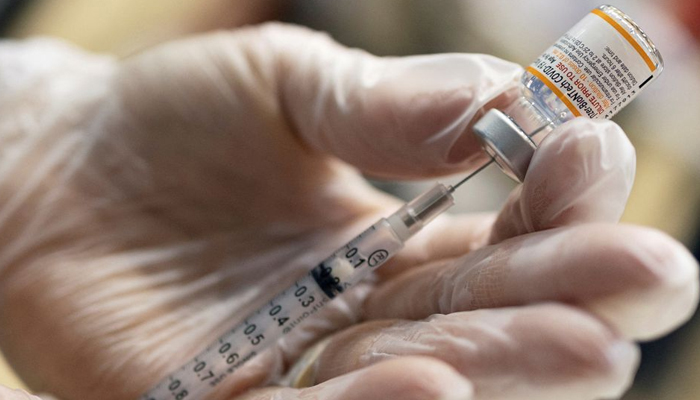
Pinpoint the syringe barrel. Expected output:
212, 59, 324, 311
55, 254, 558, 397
312, 183, 454, 299
142, 185, 456, 400
386, 183, 455, 242
311, 218, 406, 296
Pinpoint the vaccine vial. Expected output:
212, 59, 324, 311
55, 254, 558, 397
473, 4, 663, 182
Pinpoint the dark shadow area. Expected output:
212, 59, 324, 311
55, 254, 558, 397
0, 0, 32, 36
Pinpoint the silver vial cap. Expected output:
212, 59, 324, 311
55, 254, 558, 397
472, 109, 536, 182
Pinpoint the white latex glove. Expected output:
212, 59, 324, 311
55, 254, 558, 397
0, 23, 696, 400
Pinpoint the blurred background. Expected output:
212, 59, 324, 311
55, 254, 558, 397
0, 0, 698, 399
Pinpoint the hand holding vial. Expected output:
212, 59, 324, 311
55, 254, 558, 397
0, 7, 696, 400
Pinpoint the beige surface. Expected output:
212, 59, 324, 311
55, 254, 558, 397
0, 353, 24, 390
8, 0, 277, 55
623, 140, 700, 245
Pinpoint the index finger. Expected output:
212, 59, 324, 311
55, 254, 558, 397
264, 24, 523, 179
489, 118, 635, 243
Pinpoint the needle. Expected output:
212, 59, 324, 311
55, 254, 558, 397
448, 121, 553, 194
448, 158, 495, 193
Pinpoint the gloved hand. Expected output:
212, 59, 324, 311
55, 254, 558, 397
0, 23, 696, 400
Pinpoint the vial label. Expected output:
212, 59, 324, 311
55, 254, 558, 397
528, 8, 660, 119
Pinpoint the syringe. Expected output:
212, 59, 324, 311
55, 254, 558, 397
141, 103, 551, 399
141, 160, 493, 400
143, 3, 666, 396
140, 109, 546, 400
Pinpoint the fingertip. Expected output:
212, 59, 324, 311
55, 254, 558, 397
360, 54, 523, 178
519, 224, 698, 341
521, 117, 636, 230
368, 357, 474, 400
319, 356, 473, 400
495, 304, 640, 400
520, 304, 640, 378
536, 118, 636, 184
273, 29, 524, 178
489, 118, 638, 242
538, 118, 635, 169
587, 226, 699, 340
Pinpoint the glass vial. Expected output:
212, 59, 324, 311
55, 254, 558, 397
475, 5, 664, 181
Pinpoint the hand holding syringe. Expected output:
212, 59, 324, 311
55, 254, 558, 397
142, 5, 685, 399
1, 6, 697, 400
